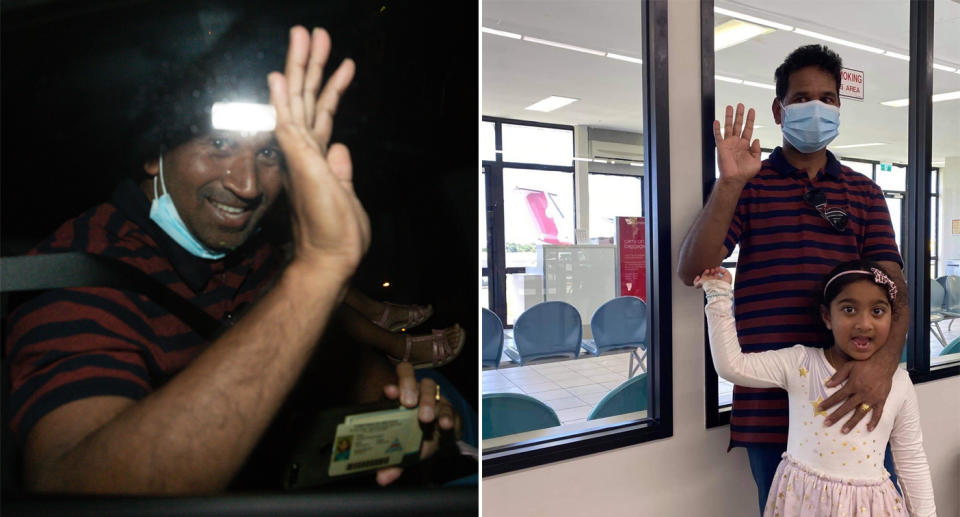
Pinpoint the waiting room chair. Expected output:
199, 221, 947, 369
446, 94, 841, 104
587, 373, 648, 420
929, 279, 948, 347
503, 301, 582, 366
935, 275, 960, 331
481, 393, 561, 439
939, 337, 960, 357
481, 308, 504, 369
581, 296, 647, 376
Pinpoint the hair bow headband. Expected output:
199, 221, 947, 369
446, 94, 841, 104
823, 268, 897, 301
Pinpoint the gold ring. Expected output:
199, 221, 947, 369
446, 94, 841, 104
859, 403, 871, 412
435, 384, 441, 402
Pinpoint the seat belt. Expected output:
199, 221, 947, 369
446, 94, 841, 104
1, 252, 225, 340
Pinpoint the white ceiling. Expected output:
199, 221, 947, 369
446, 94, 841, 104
482, 0, 960, 165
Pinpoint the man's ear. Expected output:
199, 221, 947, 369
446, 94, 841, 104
820, 305, 832, 330
144, 159, 160, 177
772, 97, 783, 125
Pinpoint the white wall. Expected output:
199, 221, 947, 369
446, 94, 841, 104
481, 2, 960, 515
938, 156, 960, 276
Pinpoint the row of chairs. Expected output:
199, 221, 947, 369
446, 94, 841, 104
482, 297, 648, 374
929, 276, 960, 354
481, 373, 648, 439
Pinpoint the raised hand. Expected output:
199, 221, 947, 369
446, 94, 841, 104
268, 26, 370, 277
693, 266, 732, 288
714, 103, 762, 184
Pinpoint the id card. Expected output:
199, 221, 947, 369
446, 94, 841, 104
328, 407, 422, 476
283, 400, 424, 490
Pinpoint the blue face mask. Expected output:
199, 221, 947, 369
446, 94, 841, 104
149, 155, 227, 260
779, 100, 840, 153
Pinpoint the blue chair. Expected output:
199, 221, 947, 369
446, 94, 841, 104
581, 296, 647, 376
587, 373, 648, 420
929, 280, 947, 348
503, 301, 582, 366
935, 275, 960, 331
481, 393, 561, 439
481, 308, 505, 369
940, 337, 960, 357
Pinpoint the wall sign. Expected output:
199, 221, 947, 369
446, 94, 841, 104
617, 216, 646, 300
840, 67, 864, 101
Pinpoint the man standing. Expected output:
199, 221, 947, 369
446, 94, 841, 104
6, 26, 455, 494
678, 44, 906, 513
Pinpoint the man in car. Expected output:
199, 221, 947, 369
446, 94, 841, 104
5, 26, 456, 494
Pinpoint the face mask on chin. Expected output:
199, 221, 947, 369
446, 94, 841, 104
149, 154, 227, 260
779, 99, 840, 154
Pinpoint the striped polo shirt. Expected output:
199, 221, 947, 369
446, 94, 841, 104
724, 147, 901, 448
5, 179, 281, 444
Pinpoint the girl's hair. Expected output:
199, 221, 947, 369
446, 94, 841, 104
818, 260, 897, 310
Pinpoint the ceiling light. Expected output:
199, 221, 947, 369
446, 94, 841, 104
522, 36, 605, 56
716, 75, 743, 84
742, 80, 775, 90
933, 63, 957, 73
934, 91, 960, 102
881, 90, 960, 107
715, 20, 774, 51
481, 27, 522, 39
884, 51, 909, 61
881, 98, 910, 107
525, 96, 579, 112
573, 157, 592, 162
606, 52, 643, 64
714, 7, 793, 31
831, 142, 886, 149
629, 162, 644, 167
792, 28, 884, 54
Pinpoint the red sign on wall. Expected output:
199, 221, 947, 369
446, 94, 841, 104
617, 216, 646, 300
840, 67, 864, 101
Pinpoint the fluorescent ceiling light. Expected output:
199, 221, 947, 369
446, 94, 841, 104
793, 28, 884, 54
933, 63, 957, 73
934, 91, 960, 102
481, 27, 521, 39
715, 19, 774, 51
606, 52, 643, 64
522, 36, 605, 56
831, 142, 886, 149
881, 90, 960, 107
884, 51, 910, 61
881, 98, 910, 107
742, 80, 775, 90
211, 102, 276, 132
525, 96, 579, 112
629, 162, 644, 167
573, 157, 592, 162
714, 7, 793, 31
716, 75, 743, 84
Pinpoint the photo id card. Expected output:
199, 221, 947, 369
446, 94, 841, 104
328, 407, 423, 477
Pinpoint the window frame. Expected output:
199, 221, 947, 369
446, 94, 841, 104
481, 116, 576, 327
481, 0, 674, 474
701, 0, 959, 430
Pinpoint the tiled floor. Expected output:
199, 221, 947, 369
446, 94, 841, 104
482, 350, 637, 425
484, 326, 954, 422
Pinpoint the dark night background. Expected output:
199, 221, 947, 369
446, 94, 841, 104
1, 0, 478, 465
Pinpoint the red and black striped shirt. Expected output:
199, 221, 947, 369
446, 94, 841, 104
5, 180, 281, 443
724, 147, 901, 448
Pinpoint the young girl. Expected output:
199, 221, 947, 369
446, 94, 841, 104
696, 260, 936, 517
